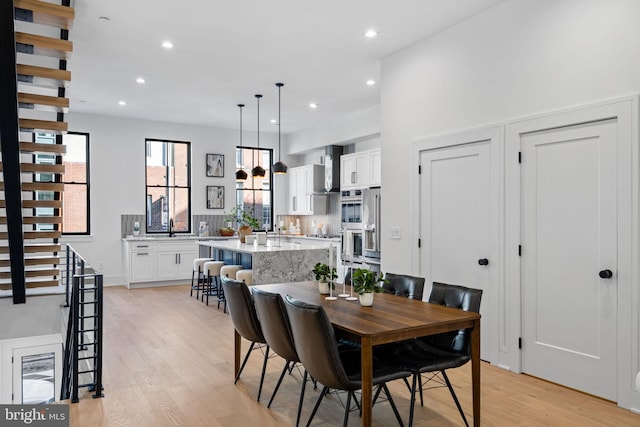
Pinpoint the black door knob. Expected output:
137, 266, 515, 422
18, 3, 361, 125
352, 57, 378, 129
599, 269, 613, 279
478, 258, 489, 266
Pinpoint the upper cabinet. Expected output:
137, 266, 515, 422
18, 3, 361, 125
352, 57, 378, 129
288, 164, 327, 215
340, 149, 381, 190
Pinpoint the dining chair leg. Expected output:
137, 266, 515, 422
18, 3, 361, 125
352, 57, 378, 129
235, 342, 256, 384
295, 370, 308, 427
382, 383, 405, 427
257, 345, 270, 402
419, 373, 425, 406
342, 391, 353, 427
408, 373, 419, 427
403, 377, 412, 394
441, 370, 469, 427
268, 361, 291, 407
305, 386, 329, 427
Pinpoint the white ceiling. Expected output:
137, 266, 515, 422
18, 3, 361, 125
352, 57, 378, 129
67, 0, 504, 134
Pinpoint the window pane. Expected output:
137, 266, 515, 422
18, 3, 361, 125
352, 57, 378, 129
236, 147, 273, 230
146, 187, 189, 233
146, 141, 189, 187
63, 183, 87, 233
62, 134, 87, 184
21, 352, 55, 404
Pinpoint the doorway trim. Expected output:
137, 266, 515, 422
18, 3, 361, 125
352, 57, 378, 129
411, 124, 504, 365
505, 96, 638, 409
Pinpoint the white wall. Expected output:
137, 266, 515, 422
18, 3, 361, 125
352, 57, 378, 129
380, 0, 640, 273
64, 113, 280, 285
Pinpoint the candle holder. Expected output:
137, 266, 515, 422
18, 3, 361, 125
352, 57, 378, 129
346, 260, 358, 300
325, 279, 337, 300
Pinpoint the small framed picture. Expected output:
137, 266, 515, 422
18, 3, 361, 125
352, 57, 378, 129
207, 185, 224, 209
206, 153, 224, 177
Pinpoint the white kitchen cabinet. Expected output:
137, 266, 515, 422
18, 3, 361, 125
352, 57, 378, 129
128, 242, 156, 283
288, 165, 327, 215
156, 241, 197, 281
369, 149, 381, 187
341, 151, 371, 190
124, 239, 197, 287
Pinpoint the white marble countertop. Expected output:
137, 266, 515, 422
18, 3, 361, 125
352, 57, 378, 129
199, 239, 329, 254
123, 235, 231, 242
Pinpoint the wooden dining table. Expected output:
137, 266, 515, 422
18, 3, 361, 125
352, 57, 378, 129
233, 281, 481, 426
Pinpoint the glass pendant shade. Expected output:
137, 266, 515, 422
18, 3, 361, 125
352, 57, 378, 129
236, 103, 247, 181
273, 82, 288, 174
252, 94, 265, 177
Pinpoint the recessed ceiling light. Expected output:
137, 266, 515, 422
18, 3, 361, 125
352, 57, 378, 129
162, 41, 174, 49
364, 30, 378, 38
98, 16, 111, 22
136, 77, 146, 84
270, 119, 277, 124
118, 101, 126, 106
309, 103, 318, 109
366, 79, 376, 86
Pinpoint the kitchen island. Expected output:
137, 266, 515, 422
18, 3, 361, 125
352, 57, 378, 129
199, 239, 330, 285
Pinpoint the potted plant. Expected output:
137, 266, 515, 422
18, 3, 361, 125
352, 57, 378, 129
352, 268, 387, 306
223, 207, 260, 242
312, 262, 337, 294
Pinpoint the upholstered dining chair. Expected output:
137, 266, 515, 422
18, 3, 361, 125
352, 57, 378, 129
221, 275, 270, 402
252, 288, 311, 427
396, 281, 483, 427
382, 273, 425, 301
284, 295, 409, 427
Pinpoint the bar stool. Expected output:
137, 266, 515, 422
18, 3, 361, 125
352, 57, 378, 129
191, 258, 212, 299
236, 269, 253, 286
203, 261, 225, 306
219, 264, 243, 312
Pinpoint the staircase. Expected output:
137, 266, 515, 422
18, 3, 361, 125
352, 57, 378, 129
0, 0, 74, 302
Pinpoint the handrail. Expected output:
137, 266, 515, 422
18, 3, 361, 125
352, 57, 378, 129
60, 244, 104, 402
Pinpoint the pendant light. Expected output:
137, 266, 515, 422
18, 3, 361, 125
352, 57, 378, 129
272, 82, 288, 174
251, 94, 266, 177
235, 103, 248, 181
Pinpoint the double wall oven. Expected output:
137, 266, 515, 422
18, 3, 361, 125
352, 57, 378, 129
340, 188, 381, 273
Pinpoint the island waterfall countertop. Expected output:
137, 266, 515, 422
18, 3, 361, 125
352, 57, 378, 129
199, 239, 332, 285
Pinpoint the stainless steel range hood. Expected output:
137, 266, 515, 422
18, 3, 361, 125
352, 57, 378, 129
322, 145, 343, 193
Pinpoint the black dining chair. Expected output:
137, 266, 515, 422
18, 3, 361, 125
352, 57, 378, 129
383, 272, 425, 301
394, 281, 483, 427
221, 275, 270, 402
284, 295, 409, 427
252, 288, 311, 427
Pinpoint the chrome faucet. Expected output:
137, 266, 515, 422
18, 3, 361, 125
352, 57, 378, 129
169, 218, 175, 237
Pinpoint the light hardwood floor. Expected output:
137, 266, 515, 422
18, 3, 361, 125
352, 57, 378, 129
68, 284, 640, 426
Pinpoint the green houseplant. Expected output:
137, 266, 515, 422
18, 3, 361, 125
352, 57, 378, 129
312, 262, 337, 294
221, 207, 260, 242
352, 268, 387, 306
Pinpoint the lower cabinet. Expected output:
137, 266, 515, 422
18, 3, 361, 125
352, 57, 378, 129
124, 239, 197, 287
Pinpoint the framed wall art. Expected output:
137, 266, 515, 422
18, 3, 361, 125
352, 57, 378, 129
206, 185, 225, 209
206, 153, 224, 177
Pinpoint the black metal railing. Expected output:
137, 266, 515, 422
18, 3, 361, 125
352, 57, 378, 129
61, 245, 104, 403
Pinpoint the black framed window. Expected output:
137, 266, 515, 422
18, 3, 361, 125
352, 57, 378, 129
145, 139, 191, 234
236, 147, 273, 230
34, 132, 90, 234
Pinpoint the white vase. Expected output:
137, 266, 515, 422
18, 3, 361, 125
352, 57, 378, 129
318, 281, 330, 295
359, 292, 374, 306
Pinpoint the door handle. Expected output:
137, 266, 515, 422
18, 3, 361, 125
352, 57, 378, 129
478, 258, 489, 266
599, 269, 613, 279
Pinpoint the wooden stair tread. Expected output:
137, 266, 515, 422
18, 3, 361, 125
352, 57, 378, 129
14, 0, 74, 29
20, 141, 66, 154
0, 231, 61, 239
0, 181, 64, 191
19, 118, 68, 133
0, 244, 62, 254
0, 257, 60, 267
0, 216, 62, 225
0, 162, 65, 173
21, 200, 64, 208
18, 92, 69, 112
16, 64, 70, 88
15, 32, 73, 58
0, 269, 59, 279
0, 280, 60, 290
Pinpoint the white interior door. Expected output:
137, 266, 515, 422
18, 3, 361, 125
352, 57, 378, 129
520, 120, 617, 401
419, 140, 493, 360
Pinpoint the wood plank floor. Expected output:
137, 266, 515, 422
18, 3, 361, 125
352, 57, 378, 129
68, 285, 640, 426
